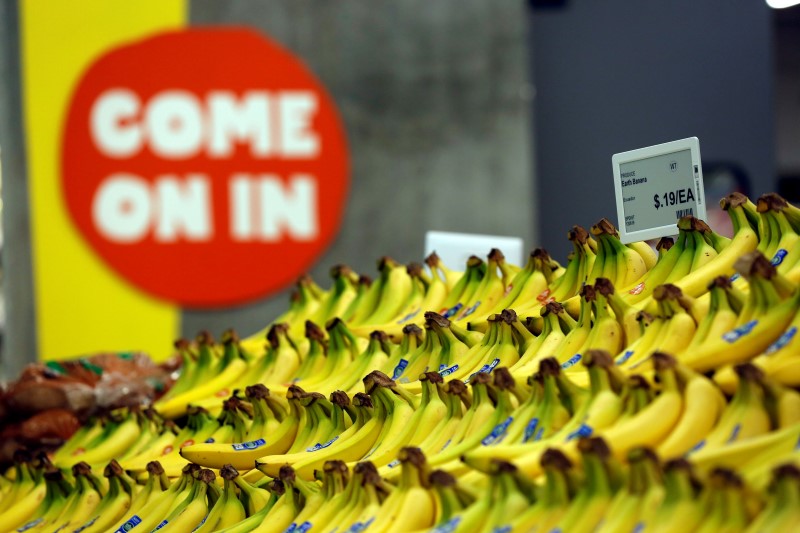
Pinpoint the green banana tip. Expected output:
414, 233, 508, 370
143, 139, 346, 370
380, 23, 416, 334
772, 463, 800, 483
354, 392, 374, 408
708, 467, 743, 489
651, 352, 677, 371
198, 469, 216, 484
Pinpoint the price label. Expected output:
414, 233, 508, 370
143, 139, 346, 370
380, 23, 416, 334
612, 137, 706, 243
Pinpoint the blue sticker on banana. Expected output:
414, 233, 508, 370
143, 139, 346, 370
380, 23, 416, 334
442, 303, 463, 319
616, 351, 634, 365
561, 354, 582, 369
458, 301, 481, 320
431, 517, 461, 533
765, 326, 797, 355
439, 364, 459, 377
481, 416, 513, 445
113, 516, 142, 533
392, 359, 408, 380
772, 249, 788, 266
523, 418, 539, 443
232, 438, 266, 451
307, 436, 339, 452
722, 320, 758, 343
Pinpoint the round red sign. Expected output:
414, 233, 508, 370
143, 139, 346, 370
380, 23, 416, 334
62, 28, 349, 307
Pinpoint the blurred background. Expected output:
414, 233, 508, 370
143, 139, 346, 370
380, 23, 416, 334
0, 0, 797, 378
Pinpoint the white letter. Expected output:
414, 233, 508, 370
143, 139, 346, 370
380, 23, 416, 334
278, 92, 319, 157
208, 91, 272, 157
154, 174, 212, 241
90, 89, 142, 157
229, 174, 254, 241
145, 91, 204, 158
258, 174, 318, 240
92, 173, 151, 242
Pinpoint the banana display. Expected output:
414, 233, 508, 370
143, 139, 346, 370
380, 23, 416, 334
3, 191, 800, 531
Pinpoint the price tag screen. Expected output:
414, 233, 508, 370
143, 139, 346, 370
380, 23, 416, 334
612, 137, 706, 243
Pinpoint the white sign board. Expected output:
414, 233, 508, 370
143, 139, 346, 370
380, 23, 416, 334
612, 137, 706, 243
424, 231, 524, 270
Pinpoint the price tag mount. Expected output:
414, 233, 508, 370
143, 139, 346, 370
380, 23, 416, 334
612, 137, 706, 244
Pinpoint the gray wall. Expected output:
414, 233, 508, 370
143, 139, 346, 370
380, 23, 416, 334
532, 0, 775, 257
182, 0, 536, 338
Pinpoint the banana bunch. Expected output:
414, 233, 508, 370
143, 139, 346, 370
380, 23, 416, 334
11, 190, 800, 532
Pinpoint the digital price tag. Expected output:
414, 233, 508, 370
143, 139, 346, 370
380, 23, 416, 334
612, 137, 706, 243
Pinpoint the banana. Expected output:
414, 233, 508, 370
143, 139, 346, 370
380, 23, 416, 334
255, 323, 305, 387
453, 248, 509, 324
550, 284, 594, 366
157, 468, 215, 531
470, 460, 537, 533
194, 465, 246, 532
359, 256, 415, 326
549, 437, 621, 533
306, 264, 360, 327
366, 448, 436, 532
510, 448, 576, 532
258, 392, 382, 480
686, 276, 741, 353
596, 353, 684, 460
595, 447, 665, 533
657, 366, 726, 459
689, 363, 772, 456
680, 281, 800, 373
427, 469, 476, 531
569, 281, 624, 360
280, 459, 347, 531
643, 458, 706, 533
7, 466, 73, 533
60, 409, 142, 468
640, 193, 760, 312
494, 248, 556, 314
427, 251, 464, 292
127, 461, 170, 517
694, 468, 753, 533
744, 464, 800, 532
77, 460, 136, 533
0, 462, 50, 533
596, 277, 644, 346
48, 461, 105, 533
619, 230, 690, 304
155, 333, 250, 419
627, 239, 658, 270
509, 302, 568, 376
